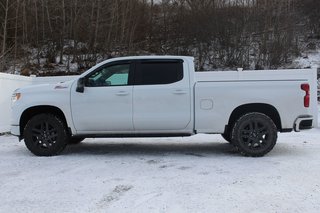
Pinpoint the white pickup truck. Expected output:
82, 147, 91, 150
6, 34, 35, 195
10, 56, 317, 157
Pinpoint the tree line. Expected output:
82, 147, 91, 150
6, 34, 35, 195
0, 0, 319, 73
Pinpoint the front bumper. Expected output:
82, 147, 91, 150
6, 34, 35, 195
294, 116, 313, 132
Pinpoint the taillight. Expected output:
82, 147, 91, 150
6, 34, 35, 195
301, 83, 310, 108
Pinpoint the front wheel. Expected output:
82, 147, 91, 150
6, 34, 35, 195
23, 114, 68, 156
231, 112, 277, 157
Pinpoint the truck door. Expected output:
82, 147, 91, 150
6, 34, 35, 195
133, 59, 191, 131
70, 61, 134, 133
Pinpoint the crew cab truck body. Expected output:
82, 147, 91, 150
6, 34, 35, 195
10, 56, 317, 157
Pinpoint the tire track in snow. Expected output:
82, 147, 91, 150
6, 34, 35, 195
95, 184, 133, 210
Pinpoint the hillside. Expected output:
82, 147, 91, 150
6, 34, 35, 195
0, 0, 319, 74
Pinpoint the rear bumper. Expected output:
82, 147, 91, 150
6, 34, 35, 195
294, 116, 313, 132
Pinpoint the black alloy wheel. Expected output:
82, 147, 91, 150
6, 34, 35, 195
231, 112, 277, 157
23, 114, 68, 156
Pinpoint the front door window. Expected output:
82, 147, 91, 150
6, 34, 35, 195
86, 64, 130, 87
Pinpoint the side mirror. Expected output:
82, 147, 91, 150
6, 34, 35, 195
76, 77, 85, 93
105, 81, 111, 86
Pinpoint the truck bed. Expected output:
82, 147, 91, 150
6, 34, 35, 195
194, 69, 318, 132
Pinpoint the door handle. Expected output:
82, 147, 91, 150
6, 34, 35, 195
173, 90, 187, 95
116, 91, 129, 96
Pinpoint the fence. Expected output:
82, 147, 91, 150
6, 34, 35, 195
0, 73, 77, 133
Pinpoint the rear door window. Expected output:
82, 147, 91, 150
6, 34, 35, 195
135, 60, 183, 85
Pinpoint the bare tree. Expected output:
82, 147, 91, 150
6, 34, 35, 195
0, 0, 318, 73
0, 0, 9, 72
13, 0, 20, 73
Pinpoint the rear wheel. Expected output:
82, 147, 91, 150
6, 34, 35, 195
23, 114, 68, 156
231, 112, 277, 157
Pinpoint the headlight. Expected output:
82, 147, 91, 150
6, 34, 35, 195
11, 92, 21, 103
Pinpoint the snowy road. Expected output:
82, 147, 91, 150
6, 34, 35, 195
1, 129, 320, 213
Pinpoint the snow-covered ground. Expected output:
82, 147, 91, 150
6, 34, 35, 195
1, 118, 320, 213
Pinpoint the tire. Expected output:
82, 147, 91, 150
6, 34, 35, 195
231, 112, 277, 157
23, 113, 68, 156
68, 137, 85, 144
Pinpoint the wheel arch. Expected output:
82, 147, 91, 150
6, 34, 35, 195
20, 105, 69, 137
226, 103, 282, 132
